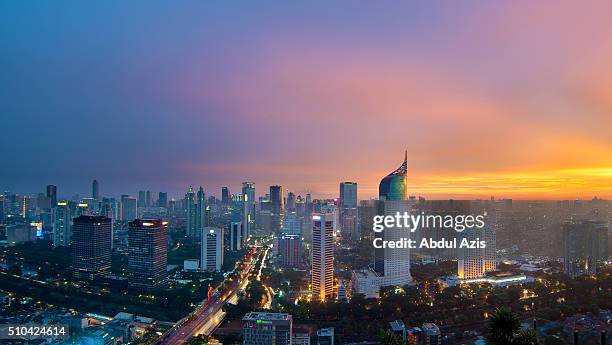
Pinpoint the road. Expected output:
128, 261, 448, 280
157, 247, 263, 345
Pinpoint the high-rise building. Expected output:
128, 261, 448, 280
270, 185, 284, 233
72, 215, 112, 280
221, 187, 230, 207
185, 186, 197, 238
158, 192, 168, 208
92, 179, 99, 200
286, 192, 296, 212
201, 227, 223, 271
138, 191, 146, 208
145, 191, 153, 208
379, 151, 408, 201
339, 182, 358, 240
121, 196, 138, 222
563, 220, 609, 278
230, 221, 242, 251
242, 312, 292, 345
242, 182, 255, 239
457, 222, 496, 280
282, 213, 302, 236
196, 186, 205, 233
279, 234, 301, 268
312, 213, 335, 301
128, 219, 168, 290
46, 185, 57, 208
53, 201, 72, 247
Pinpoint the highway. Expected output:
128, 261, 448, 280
157, 247, 263, 344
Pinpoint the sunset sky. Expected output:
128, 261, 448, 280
1, 1, 611, 200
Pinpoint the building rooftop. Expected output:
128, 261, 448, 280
242, 312, 292, 321
389, 320, 406, 332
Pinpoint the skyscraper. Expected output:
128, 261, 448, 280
185, 186, 197, 238
138, 191, 146, 208
458, 221, 497, 280
92, 179, 99, 200
128, 219, 168, 290
158, 192, 168, 208
46, 184, 57, 208
270, 185, 284, 233
242, 182, 255, 242
121, 196, 138, 222
312, 213, 335, 301
72, 215, 112, 280
379, 151, 408, 201
230, 221, 242, 251
196, 186, 205, 233
339, 182, 358, 240
221, 186, 230, 207
279, 234, 301, 268
242, 312, 292, 345
201, 227, 223, 271
145, 190, 153, 208
563, 220, 609, 278
53, 201, 72, 247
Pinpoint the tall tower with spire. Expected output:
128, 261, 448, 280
378, 151, 408, 201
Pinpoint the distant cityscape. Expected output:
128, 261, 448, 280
0, 154, 610, 344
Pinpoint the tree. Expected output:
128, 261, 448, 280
485, 307, 541, 345
378, 330, 403, 345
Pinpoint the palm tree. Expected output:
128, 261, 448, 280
485, 307, 541, 345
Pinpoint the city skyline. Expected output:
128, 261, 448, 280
2, 2, 612, 199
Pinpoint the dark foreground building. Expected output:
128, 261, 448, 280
128, 219, 168, 290
72, 215, 112, 280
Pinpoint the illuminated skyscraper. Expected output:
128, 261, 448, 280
270, 185, 284, 233
138, 191, 146, 208
53, 201, 72, 247
72, 215, 111, 280
312, 213, 334, 301
279, 234, 301, 268
457, 222, 496, 280
92, 179, 99, 200
339, 182, 358, 240
185, 186, 197, 238
128, 219, 168, 290
201, 227, 223, 271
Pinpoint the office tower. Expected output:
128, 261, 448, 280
158, 192, 168, 208
92, 179, 99, 200
339, 182, 358, 240
46, 185, 57, 208
185, 186, 197, 238
138, 191, 146, 208
128, 219, 168, 290
317, 327, 334, 345
201, 227, 223, 271
242, 312, 292, 345
145, 191, 153, 208
379, 151, 408, 201
422, 323, 441, 345
204, 205, 211, 227
279, 234, 301, 268
286, 192, 296, 212
72, 215, 112, 280
121, 196, 138, 222
0, 196, 5, 224
242, 182, 255, 237
53, 201, 72, 247
269, 185, 285, 214
196, 187, 205, 232
563, 220, 609, 278
21, 195, 30, 220
270, 185, 284, 233
458, 215, 496, 280
221, 187, 230, 207
312, 213, 335, 301
230, 221, 242, 251
372, 200, 412, 286
282, 213, 302, 236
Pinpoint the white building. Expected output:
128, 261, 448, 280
312, 213, 335, 301
201, 227, 223, 272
